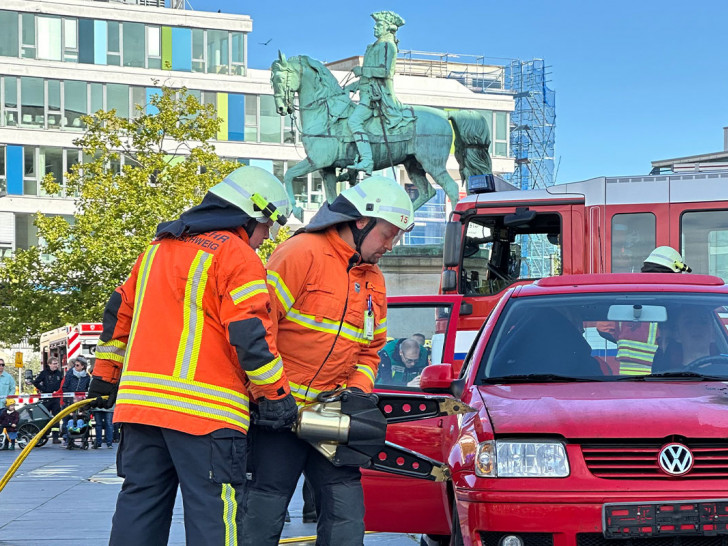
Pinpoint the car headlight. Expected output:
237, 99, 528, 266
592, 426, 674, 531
475, 440, 569, 477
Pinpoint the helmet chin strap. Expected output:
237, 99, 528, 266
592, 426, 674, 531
243, 218, 258, 238
349, 218, 377, 256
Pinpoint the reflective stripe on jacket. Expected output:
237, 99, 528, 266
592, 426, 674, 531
266, 228, 387, 406
92, 227, 290, 435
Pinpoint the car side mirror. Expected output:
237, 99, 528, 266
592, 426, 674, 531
420, 364, 465, 398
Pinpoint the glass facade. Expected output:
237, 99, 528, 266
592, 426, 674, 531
0, 10, 247, 75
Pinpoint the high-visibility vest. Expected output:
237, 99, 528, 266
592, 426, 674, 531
615, 322, 659, 375
266, 229, 387, 406
93, 228, 290, 435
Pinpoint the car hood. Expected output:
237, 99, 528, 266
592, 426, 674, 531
477, 381, 728, 439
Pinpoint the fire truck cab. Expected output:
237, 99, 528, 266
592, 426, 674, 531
442, 171, 728, 332
39, 322, 103, 370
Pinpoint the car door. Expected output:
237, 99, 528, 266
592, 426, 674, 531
363, 294, 463, 535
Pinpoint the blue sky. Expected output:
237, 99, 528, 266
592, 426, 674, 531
191, 0, 728, 184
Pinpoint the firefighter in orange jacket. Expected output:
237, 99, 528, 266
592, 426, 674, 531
87, 166, 298, 546
242, 176, 415, 546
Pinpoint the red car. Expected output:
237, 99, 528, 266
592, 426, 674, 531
365, 273, 728, 546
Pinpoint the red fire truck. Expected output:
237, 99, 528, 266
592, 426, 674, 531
440, 170, 728, 366
39, 322, 103, 369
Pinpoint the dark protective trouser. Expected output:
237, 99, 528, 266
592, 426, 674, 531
110, 423, 247, 546
242, 426, 364, 546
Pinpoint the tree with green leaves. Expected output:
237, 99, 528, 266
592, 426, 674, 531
0, 86, 242, 345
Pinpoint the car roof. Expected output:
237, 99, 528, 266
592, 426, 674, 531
513, 273, 728, 298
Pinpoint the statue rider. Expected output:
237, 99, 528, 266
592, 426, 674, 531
345, 10, 405, 175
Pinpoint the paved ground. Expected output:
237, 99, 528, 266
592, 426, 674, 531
0, 440, 420, 545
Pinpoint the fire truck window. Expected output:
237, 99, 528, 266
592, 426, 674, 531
681, 210, 728, 282
611, 213, 655, 273
374, 304, 452, 391
462, 213, 561, 295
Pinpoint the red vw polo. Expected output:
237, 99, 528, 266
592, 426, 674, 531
407, 273, 728, 546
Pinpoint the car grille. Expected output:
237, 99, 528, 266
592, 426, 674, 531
480, 532, 553, 546
577, 533, 728, 546
581, 441, 728, 479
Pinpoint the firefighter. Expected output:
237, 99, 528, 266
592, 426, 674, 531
242, 176, 414, 546
86, 166, 298, 546
598, 246, 691, 374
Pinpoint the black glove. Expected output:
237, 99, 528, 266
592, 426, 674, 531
87, 378, 118, 409
254, 393, 298, 431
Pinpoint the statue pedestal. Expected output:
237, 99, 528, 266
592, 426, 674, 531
378, 245, 443, 296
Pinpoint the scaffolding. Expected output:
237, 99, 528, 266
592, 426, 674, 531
396, 52, 556, 274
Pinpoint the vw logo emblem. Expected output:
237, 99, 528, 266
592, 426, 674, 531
658, 443, 694, 476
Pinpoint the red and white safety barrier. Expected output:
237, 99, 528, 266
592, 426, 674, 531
6, 392, 88, 405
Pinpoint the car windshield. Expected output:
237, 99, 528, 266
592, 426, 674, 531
478, 292, 728, 383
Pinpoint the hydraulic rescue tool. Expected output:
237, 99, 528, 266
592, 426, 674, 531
294, 389, 475, 482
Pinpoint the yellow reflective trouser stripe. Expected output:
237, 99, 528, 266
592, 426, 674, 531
120, 371, 250, 408
117, 388, 250, 430
355, 364, 376, 386
266, 271, 294, 313
247, 356, 284, 386
221, 483, 238, 546
96, 339, 126, 363
124, 244, 159, 373
230, 280, 268, 305
286, 307, 370, 344
174, 250, 213, 380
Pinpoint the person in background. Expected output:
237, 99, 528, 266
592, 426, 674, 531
0, 399, 19, 450
652, 305, 719, 372
33, 357, 64, 443
93, 401, 115, 449
61, 356, 90, 445
0, 360, 16, 409
376, 337, 429, 386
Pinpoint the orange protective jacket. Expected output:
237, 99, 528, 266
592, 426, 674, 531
265, 228, 387, 406
92, 228, 290, 435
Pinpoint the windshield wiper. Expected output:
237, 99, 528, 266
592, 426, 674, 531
615, 371, 727, 382
481, 374, 594, 384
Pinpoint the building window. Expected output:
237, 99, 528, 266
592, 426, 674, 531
107, 21, 121, 66
494, 111, 508, 157
15, 213, 39, 251
0, 11, 19, 58
64, 80, 87, 129
244, 94, 258, 141
39, 147, 63, 196
24, 147, 37, 195
21, 13, 36, 59
610, 213, 656, 273
3, 76, 19, 127
37, 16, 62, 61
682, 210, 728, 282
260, 95, 281, 143
0, 145, 5, 195
206, 30, 228, 74
47, 79, 62, 128
63, 18, 78, 62
20, 77, 44, 128
107, 83, 129, 119
122, 22, 145, 68
231, 32, 245, 75
191, 29, 205, 72
130, 86, 146, 118
146, 26, 161, 69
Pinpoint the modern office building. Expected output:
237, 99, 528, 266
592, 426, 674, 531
0, 0, 520, 259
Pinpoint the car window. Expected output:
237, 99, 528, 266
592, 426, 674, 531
479, 293, 728, 382
374, 304, 453, 391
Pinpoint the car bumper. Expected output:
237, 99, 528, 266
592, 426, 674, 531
457, 490, 728, 546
